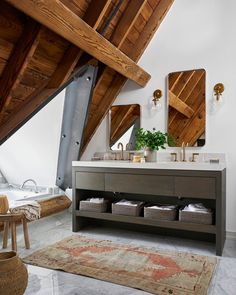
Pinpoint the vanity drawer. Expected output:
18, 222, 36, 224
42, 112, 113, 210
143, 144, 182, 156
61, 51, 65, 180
175, 176, 216, 199
105, 173, 174, 196
75, 172, 104, 191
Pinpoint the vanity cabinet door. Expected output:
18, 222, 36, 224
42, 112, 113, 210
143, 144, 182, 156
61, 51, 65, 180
75, 172, 105, 191
175, 176, 216, 199
105, 173, 174, 196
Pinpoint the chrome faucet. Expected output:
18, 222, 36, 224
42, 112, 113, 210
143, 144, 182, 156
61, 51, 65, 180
126, 143, 133, 161
117, 142, 124, 160
181, 142, 188, 162
20, 179, 38, 193
125, 142, 132, 151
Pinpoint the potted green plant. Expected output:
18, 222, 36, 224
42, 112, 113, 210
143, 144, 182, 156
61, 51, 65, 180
135, 128, 168, 162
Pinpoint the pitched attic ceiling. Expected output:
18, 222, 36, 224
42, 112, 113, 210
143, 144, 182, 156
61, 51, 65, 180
0, 0, 174, 150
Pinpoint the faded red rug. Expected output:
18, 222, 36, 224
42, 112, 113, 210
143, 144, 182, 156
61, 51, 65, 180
23, 235, 217, 295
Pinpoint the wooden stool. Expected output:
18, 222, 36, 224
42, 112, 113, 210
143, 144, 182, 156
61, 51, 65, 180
0, 213, 30, 251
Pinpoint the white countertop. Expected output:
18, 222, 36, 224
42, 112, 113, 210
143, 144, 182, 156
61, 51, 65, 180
72, 160, 226, 171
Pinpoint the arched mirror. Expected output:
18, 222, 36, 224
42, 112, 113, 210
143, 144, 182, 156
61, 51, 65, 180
110, 104, 140, 150
168, 69, 206, 147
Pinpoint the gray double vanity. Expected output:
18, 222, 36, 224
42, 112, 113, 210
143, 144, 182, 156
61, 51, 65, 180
72, 160, 226, 256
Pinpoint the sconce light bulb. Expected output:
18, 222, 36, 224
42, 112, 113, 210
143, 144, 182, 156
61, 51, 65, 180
152, 99, 162, 110
152, 89, 163, 111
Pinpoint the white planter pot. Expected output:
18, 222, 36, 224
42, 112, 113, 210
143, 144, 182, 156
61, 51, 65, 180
144, 149, 157, 162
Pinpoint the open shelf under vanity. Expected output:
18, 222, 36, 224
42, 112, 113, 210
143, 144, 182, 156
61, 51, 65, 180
76, 210, 216, 234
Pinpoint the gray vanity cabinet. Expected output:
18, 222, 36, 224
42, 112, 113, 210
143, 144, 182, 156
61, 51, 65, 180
75, 171, 105, 191
72, 166, 226, 256
105, 173, 174, 196
174, 176, 216, 199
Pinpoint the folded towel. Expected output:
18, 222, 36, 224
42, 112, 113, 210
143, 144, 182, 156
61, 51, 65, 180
87, 198, 105, 204
9, 200, 41, 221
149, 205, 177, 211
182, 203, 211, 213
116, 199, 144, 206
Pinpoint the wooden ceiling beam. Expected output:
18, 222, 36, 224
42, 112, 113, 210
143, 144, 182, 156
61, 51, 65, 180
129, 0, 174, 61
93, 0, 147, 92
81, 0, 174, 153
7, 0, 151, 87
83, 0, 112, 30
47, 45, 83, 89
0, 18, 40, 112
0, 0, 112, 144
110, 0, 147, 47
82, 0, 148, 150
47, 0, 112, 89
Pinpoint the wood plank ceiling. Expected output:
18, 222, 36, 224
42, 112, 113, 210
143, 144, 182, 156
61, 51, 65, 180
0, 0, 174, 150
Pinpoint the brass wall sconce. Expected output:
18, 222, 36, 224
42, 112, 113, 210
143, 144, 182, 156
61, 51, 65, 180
214, 83, 224, 101
152, 89, 162, 110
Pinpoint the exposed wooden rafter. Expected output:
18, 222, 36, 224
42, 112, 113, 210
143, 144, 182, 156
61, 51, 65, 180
128, 0, 175, 61
110, 0, 147, 47
0, 0, 112, 143
0, 18, 40, 112
47, 0, 112, 89
81, 0, 174, 153
0, 0, 174, 148
92, 0, 147, 97
7, 0, 151, 87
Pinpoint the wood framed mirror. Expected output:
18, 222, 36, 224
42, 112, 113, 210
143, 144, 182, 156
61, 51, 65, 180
110, 104, 140, 150
168, 69, 206, 147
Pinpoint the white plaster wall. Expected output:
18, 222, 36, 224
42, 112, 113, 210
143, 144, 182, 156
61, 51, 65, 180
0, 90, 65, 186
83, 0, 236, 232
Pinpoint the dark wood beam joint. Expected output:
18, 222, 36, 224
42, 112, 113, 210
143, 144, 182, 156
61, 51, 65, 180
0, 18, 40, 112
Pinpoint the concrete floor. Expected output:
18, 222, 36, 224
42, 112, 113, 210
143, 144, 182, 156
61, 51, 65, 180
1, 211, 236, 295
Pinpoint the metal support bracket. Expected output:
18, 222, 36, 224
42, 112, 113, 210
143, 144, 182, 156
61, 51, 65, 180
56, 65, 97, 190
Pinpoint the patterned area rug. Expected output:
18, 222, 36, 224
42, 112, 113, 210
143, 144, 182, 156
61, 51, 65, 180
23, 235, 217, 295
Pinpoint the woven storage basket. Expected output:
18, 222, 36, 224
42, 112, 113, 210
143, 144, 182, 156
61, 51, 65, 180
0, 195, 9, 214
112, 201, 143, 216
179, 209, 213, 225
144, 205, 177, 221
80, 200, 108, 212
0, 251, 28, 295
